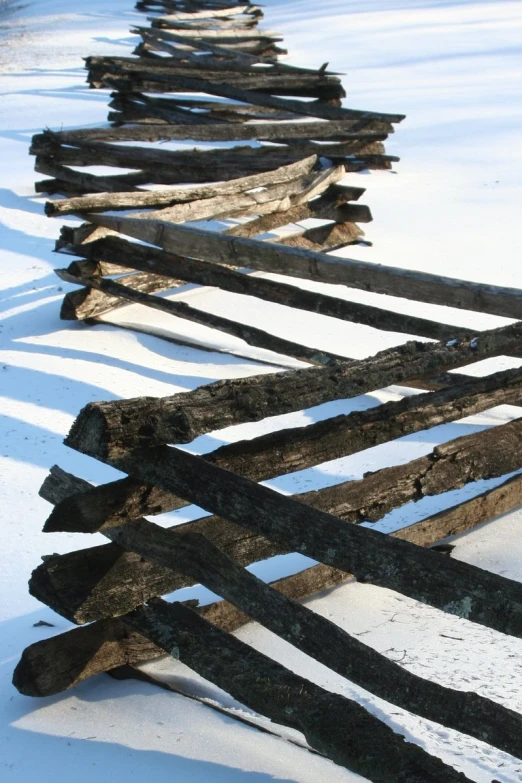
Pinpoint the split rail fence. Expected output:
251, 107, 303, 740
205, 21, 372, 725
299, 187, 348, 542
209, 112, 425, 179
13, 0, 522, 781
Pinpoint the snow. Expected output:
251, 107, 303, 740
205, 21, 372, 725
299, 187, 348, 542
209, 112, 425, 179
2, 0, 522, 780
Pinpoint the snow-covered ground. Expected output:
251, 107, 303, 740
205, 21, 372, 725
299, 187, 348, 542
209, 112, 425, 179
2, 1, 522, 780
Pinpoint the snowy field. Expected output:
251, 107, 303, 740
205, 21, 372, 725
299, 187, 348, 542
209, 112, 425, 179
2, 0, 522, 780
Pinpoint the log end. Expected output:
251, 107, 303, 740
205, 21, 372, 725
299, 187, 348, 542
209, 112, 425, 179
64, 401, 113, 460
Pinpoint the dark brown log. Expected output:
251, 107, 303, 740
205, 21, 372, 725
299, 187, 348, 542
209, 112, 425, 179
33, 463, 522, 625
44, 155, 319, 216
60, 270, 182, 321
66, 321, 522, 458
58, 236, 468, 341
87, 601, 481, 780
59, 271, 347, 366
86, 214, 522, 319
67, 516, 522, 762
85, 56, 346, 100
65, 434, 522, 642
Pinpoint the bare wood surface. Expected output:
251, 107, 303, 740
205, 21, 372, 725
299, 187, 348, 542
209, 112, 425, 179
85, 215, 522, 318
44, 155, 319, 216
59, 235, 469, 341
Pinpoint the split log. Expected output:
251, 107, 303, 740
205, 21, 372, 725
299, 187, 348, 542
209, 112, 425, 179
58, 235, 466, 341
48, 119, 391, 144
86, 215, 522, 319
96, 46, 405, 123
62, 434, 522, 642
65, 321, 522, 458
34, 158, 147, 194
32, 459, 522, 625
19, 599, 473, 782
44, 155, 319, 216
64, 516, 522, 762
58, 271, 347, 366
33, 136, 392, 175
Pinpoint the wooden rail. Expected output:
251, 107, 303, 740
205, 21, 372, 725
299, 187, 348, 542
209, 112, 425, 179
17, 0, 522, 781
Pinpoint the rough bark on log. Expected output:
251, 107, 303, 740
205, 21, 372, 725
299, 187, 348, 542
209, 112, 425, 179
85, 214, 522, 318
94, 601, 480, 780
65, 321, 522, 457
32, 464, 522, 624
58, 235, 467, 341
63, 436, 522, 642
69, 517, 522, 762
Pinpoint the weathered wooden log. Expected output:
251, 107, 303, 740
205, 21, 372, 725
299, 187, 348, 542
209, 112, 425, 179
47, 119, 390, 144
33, 135, 393, 176
58, 235, 468, 341
34, 158, 147, 194
129, 601, 478, 781
60, 515, 522, 762
59, 270, 182, 321
89, 68, 345, 102
85, 55, 345, 96
63, 435, 522, 642
32, 460, 522, 625
83, 601, 481, 780
44, 156, 318, 215
58, 271, 347, 366
65, 321, 522, 459
27, 449, 520, 760
274, 220, 364, 251
86, 214, 522, 318
109, 92, 332, 123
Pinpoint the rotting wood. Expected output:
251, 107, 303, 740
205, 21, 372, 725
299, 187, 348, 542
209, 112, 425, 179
65, 321, 522, 457
84, 215, 522, 318
58, 235, 468, 341
32, 462, 522, 625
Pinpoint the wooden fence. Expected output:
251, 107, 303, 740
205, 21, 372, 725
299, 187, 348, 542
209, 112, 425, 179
13, 0, 522, 781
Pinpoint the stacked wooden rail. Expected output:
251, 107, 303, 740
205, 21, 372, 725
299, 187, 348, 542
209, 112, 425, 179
31, 0, 405, 359
14, 322, 522, 781
17, 0, 522, 780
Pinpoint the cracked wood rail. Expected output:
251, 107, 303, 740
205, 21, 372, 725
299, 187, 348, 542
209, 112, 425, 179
65, 320, 522, 458
22, 465, 522, 693
24, 478, 522, 762
84, 214, 522, 317
55, 235, 467, 341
